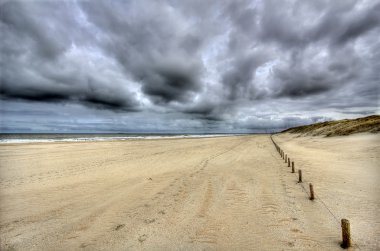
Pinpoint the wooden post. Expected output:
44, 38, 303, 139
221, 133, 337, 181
298, 169, 302, 183
309, 183, 314, 200
341, 219, 351, 248
288, 158, 290, 167
291, 162, 295, 173
285, 154, 287, 162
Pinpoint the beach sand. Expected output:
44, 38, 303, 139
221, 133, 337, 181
0, 134, 379, 250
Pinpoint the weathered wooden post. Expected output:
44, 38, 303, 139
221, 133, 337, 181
341, 219, 351, 248
285, 154, 287, 162
291, 162, 295, 173
298, 169, 302, 183
288, 158, 290, 167
309, 183, 314, 200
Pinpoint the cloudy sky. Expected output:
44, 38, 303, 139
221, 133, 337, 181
1, 0, 379, 133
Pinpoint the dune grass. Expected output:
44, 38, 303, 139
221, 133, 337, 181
282, 115, 380, 136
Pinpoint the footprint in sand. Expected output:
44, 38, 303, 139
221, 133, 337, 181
144, 218, 156, 224
79, 243, 92, 248
291, 228, 302, 233
158, 210, 166, 215
114, 224, 125, 231
138, 234, 147, 243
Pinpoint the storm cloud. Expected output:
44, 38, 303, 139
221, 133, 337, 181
0, 0, 379, 133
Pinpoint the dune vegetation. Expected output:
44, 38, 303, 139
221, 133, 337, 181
282, 115, 380, 136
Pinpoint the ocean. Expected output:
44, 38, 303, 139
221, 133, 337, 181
0, 133, 241, 144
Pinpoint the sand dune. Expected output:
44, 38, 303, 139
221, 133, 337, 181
0, 135, 379, 250
282, 115, 380, 136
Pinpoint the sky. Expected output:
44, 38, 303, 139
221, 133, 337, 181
1, 0, 379, 133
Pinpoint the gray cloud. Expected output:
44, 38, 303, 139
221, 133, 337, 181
139, 60, 202, 104
183, 100, 226, 122
222, 52, 269, 100
1, 0, 379, 133
0, 0, 139, 111
79, 0, 207, 105
315, 2, 380, 46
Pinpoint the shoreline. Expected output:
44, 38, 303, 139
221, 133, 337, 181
0, 133, 252, 145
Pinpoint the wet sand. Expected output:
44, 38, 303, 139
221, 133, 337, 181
0, 134, 379, 250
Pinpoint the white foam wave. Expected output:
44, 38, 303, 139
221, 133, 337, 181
0, 134, 239, 144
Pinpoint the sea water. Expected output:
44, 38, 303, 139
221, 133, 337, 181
0, 133, 240, 144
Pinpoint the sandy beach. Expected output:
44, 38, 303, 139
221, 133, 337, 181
0, 134, 379, 250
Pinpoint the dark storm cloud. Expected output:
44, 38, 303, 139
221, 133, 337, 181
258, 0, 380, 48
0, 1, 69, 59
272, 69, 332, 98
183, 100, 225, 121
268, 51, 339, 98
313, 2, 380, 46
222, 52, 269, 100
0, 72, 139, 111
79, 0, 208, 104
139, 61, 202, 104
1, 0, 379, 132
0, 0, 139, 111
